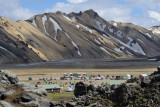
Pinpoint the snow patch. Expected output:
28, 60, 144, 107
113, 23, 118, 27
88, 29, 93, 33
76, 25, 80, 29
32, 19, 37, 27
127, 50, 133, 55
72, 17, 76, 21
127, 37, 146, 55
108, 26, 113, 33
77, 51, 81, 56
50, 17, 62, 41
0, 46, 11, 53
42, 15, 50, 36
100, 47, 111, 55
111, 36, 146, 55
152, 29, 160, 34
138, 39, 144, 43
63, 16, 72, 22
146, 33, 152, 38
139, 30, 152, 38
98, 38, 105, 44
116, 30, 123, 38
71, 41, 82, 56
79, 24, 93, 33
138, 30, 143, 33
103, 34, 109, 38
95, 39, 101, 45
95, 19, 106, 31
64, 32, 82, 56
148, 28, 152, 30
114, 48, 123, 53
120, 46, 125, 49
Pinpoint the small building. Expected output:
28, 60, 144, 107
139, 74, 150, 79
37, 84, 61, 93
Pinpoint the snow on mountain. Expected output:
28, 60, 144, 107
113, 22, 118, 27
95, 19, 106, 31
153, 29, 160, 34
116, 30, 123, 38
110, 35, 146, 55
146, 33, 152, 38
63, 15, 72, 22
95, 39, 101, 45
42, 15, 50, 36
98, 38, 105, 44
126, 37, 146, 55
0, 46, 11, 53
64, 32, 82, 56
114, 48, 123, 53
100, 47, 111, 55
50, 17, 62, 41
108, 26, 113, 33
0, 9, 160, 64
32, 18, 37, 27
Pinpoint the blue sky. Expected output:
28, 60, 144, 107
0, 0, 160, 28
21, 0, 67, 10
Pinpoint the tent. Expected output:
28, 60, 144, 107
66, 88, 74, 92
125, 74, 131, 80
70, 85, 74, 89
139, 74, 150, 79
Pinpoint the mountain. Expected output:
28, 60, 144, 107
0, 9, 160, 64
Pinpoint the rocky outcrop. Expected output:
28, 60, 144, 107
1, 69, 160, 106
68, 69, 160, 106
0, 70, 56, 107
0, 70, 19, 85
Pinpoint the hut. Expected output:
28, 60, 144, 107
37, 84, 60, 93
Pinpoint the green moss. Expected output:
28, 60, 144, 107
47, 92, 74, 102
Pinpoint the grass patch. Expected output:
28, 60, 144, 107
47, 92, 74, 102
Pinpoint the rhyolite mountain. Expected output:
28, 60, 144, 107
0, 9, 160, 64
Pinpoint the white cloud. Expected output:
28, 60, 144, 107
0, 0, 160, 28
67, 0, 88, 4
148, 11, 160, 22
45, 0, 160, 28
0, 0, 36, 20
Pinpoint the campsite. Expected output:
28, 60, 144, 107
0, 63, 155, 102
0, 59, 159, 105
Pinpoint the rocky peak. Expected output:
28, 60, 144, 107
68, 9, 99, 19
83, 9, 99, 19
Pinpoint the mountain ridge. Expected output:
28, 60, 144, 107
0, 9, 160, 64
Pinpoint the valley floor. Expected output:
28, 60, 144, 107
0, 58, 159, 81
0, 67, 157, 81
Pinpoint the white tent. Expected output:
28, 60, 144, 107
139, 74, 150, 79
125, 74, 131, 80
66, 88, 73, 92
